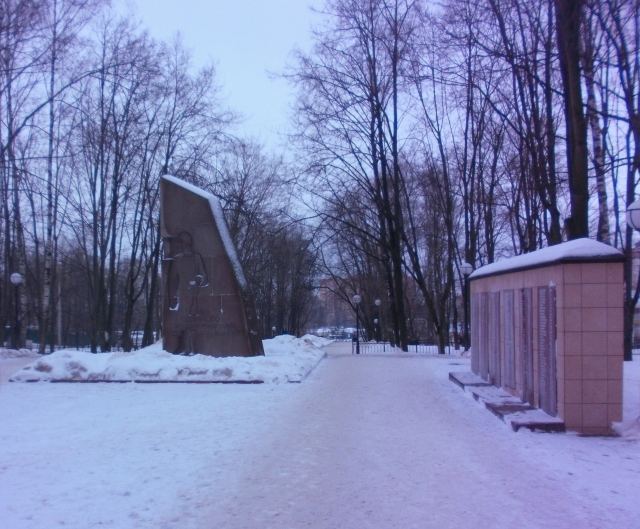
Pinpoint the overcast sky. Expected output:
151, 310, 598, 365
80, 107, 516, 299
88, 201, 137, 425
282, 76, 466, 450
119, 0, 322, 150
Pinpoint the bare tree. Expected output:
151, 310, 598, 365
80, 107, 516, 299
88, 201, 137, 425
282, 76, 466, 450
290, 0, 422, 350
590, 0, 640, 360
39, 0, 104, 353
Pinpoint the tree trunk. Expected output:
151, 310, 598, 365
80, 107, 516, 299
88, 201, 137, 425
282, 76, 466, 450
555, 0, 589, 239
581, 18, 610, 244
142, 227, 161, 347
40, 6, 58, 354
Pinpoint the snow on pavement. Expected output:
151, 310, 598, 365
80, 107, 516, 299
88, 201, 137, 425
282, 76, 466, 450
1, 343, 639, 528
181, 345, 640, 529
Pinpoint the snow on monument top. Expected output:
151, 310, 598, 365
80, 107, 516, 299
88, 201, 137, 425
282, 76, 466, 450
162, 175, 247, 289
470, 238, 624, 280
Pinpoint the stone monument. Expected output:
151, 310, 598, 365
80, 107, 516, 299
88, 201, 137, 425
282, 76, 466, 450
161, 175, 264, 356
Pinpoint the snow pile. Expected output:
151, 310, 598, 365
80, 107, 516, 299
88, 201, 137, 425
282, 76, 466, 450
296, 333, 333, 349
10, 335, 329, 384
0, 348, 38, 359
616, 416, 640, 439
613, 358, 640, 439
470, 238, 623, 279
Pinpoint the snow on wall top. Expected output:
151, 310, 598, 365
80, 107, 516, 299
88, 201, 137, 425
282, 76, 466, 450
162, 175, 248, 289
469, 238, 623, 280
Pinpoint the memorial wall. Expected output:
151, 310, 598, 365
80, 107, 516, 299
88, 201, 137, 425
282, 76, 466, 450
469, 239, 625, 435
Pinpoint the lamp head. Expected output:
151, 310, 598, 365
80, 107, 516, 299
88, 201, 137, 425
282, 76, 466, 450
460, 262, 473, 276
626, 200, 640, 231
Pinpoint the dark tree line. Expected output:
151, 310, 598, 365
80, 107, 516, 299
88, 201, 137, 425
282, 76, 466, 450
290, 0, 640, 357
1, 1, 318, 352
3, 0, 639, 357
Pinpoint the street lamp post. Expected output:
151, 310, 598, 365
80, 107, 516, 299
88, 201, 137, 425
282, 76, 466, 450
10, 272, 23, 350
460, 262, 474, 350
374, 299, 381, 342
272, 326, 276, 338
353, 294, 361, 354
625, 200, 640, 361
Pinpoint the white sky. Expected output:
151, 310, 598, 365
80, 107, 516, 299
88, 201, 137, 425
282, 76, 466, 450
118, 0, 323, 150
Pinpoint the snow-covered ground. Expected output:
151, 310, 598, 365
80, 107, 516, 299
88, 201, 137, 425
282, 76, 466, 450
7, 334, 329, 384
618, 353, 640, 439
0, 343, 639, 528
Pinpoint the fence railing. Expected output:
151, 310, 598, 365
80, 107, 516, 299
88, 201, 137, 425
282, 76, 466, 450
351, 341, 459, 355
16, 333, 154, 354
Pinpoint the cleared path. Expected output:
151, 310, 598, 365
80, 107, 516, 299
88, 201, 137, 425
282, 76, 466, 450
166, 344, 639, 529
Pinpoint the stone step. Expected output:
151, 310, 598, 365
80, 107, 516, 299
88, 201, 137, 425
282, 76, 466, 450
448, 371, 492, 389
449, 371, 565, 433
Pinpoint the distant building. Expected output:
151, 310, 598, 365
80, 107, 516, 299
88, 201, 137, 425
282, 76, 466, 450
317, 278, 354, 327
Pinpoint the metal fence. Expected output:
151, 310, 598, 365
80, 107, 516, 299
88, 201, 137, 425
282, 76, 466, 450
10, 331, 155, 354
351, 341, 459, 355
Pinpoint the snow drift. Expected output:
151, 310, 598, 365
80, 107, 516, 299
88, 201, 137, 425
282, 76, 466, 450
9, 334, 330, 384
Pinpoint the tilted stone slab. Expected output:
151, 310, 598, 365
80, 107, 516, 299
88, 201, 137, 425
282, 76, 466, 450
161, 175, 263, 357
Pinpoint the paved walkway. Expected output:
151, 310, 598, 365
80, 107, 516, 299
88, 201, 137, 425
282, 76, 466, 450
168, 343, 638, 529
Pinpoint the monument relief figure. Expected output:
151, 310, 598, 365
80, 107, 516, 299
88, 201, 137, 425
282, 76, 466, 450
167, 231, 209, 316
163, 231, 210, 354
161, 175, 264, 357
